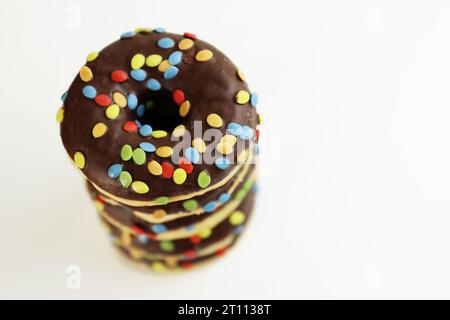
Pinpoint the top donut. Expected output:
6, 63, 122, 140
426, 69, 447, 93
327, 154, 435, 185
58, 28, 259, 205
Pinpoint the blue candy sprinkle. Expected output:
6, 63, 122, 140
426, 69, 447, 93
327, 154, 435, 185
139, 142, 156, 152
152, 224, 168, 234
82, 85, 96, 99
203, 201, 217, 213
215, 157, 230, 170
139, 142, 156, 153
185, 224, 195, 231
234, 225, 245, 234
61, 91, 68, 102
135, 120, 142, 128
127, 93, 138, 110
219, 193, 231, 204
157, 37, 175, 49
240, 126, 254, 140
227, 122, 243, 136
121, 31, 136, 39
139, 124, 153, 137
185, 147, 200, 164
250, 92, 258, 107
137, 234, 148, 244
252, 183, 259, 194
154, 27, 166, 33
164, 66, 179, 80
147, 78, 161, 91
130, 69, 147, 81
168, 51, 182, 65
108, 164, 123, 179
137, 104, 146, 117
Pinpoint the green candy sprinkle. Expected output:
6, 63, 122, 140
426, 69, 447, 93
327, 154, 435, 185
132, 148, 146, 165
243, 179, 254, 191
155, 196, 169, 205
197, 171, 211, 189
160, 240, 174, 252
119, 171, 132, 188
183, 200, 198, 211
121, 144, 133, 161
235, 189, 247, 201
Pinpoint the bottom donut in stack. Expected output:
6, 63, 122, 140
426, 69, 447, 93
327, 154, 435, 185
86, 157, 257, 272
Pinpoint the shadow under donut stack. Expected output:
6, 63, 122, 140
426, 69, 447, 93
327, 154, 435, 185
57, 28, 260, 271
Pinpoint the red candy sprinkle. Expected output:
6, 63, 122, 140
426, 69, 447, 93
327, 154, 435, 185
111, 70, 128, 83
161, 162, 174, 179
184, 250, 196, 258
256, 129, 260, 142
123, 121, 138, 133
181, 261, 193, 269
215, 248, 227, 257
95, 94, 112, 107
183, 32, 197, 40
146, 232, 156, 240
131, 225, 145, 235
172, 89, 185, 106
95, 195, 105, 204
178, 158, 193, 174
190, 235, 201, 244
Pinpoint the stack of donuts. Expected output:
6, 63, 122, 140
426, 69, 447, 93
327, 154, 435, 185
57, 28, 260, 271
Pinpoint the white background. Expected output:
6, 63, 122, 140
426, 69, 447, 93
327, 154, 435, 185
1, 0, 450, 299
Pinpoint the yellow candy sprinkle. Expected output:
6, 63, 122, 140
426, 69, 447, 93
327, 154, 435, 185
178, 38, 194, 50
206, 113, 223, 128
179, 100, 191, 117
258, 113, 262, 125
146, 54, 163, 67
94, 200, 104, 212
236, 90, 250, 104
173, 168, 187, 185
130, 248, 145, 260
216, 142, 233, 155
148, 160, 163, 176
220, 134, 237, 146
74, 152, 85, 169
86, 51, 99, 62
237, 149, 249, 163
158, 60, 171, 72
131, 53, 145, 70
121, 231, 132, 246
92, 123, 107, 138
198, 228, 212, 239
135, 27, 152, 33
56, 107, 64, 123
153, 209, 167, 219
152, 130, 168, 138
153, 262, 166, 272
156, 146, 173, 158
131, 181, 149, 194
195, 49, 213, 62
229, 211, 245, 225
192, 138, 207, 153
105, 104, 120, 120
113, 92, 127, 108
79, 66, 93, 82
172, 124, 186, 138
237, 69, 246, 81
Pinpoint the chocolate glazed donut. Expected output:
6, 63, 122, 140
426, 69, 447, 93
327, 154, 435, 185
57, 28, 261, 271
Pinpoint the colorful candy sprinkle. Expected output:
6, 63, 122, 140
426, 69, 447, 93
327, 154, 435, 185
123, 121, 138, 133
237, 69, 246, 81
135, 27, 152, 33
86, 51, 99, 62
82, 85, 96, 99
160, 240, 174, 252
147, 78, 161, 91
79, 66, 93, 82
146, 54, 163, 67
197, 171, 211, 188
172, 124, 186, 138
131, 181, 149, 194
157, 37, 175, 49
206, 113, 223, 128
127, 93, 138, 110
221, 134, 237, 145
195, 49, 213, 62
139, 142, 156, 152
178, 158, 193, 174
120, 144, 133, 161
130, 69, 147, 81
132, 148, 146, 165
173, 168, 187, 185
178, 38, 194, 50
153, 209, 167, 219
74, 152, 85, 169
192, 138, 206, 153
215, 157, 230, 170
111, 70, 128, 83
139, 124, 153, 137
95, 94, 112, 107
119, 171, 132, 188
164, 66, 179, 79
185, 147, 200, 164
227, 122, 243, 136
152, 130, 167, 138
121, 31, 136, 39
216, 142, 233, 155
56, 107, 64, 123
148, 160, 163, 176
161, 162, 174, 179
92, 122, 107, 138
199, 228, 212, 239
108, 164, 123, 179
236, 90, 250, 104
168, 51, 183, 65
113, 92, 127, 107
155, 197, 169, 205
105, 104, 120, 119
240, 126, 254, 140
219, 193, 231, 204
229, 211, 245, 225
250, 93, 258, 107
203, 201, 217, 213
131, 53, 145, 70
172, 89, 185, 105
154, 27, 166, 33
158, 60, 171, 72
179, 100, 191, 117
156, 146, 173, 158
152, 224, 167, 234
183, 200, 198, 211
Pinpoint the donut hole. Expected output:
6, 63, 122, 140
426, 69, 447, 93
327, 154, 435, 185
134, 89, 184, 132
